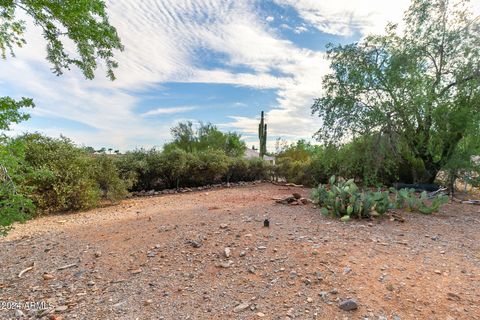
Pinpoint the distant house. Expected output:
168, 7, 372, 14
244, 148, 275, 165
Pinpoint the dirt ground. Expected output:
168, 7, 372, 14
1, 182, 479, 320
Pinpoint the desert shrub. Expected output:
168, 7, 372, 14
226, 157, 249, 182
0, 137, 35, 235
311, 176, 449, 221
158, 147, 189, 188
185, 150, 229, 186
10, 134, 127, 213
246, 157, 272, 181
92, 155, 129, 202
114, 149, 149, 191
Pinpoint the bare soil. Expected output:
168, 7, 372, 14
1, 182, 479, 320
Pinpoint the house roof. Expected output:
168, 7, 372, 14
244, 148, 275, 161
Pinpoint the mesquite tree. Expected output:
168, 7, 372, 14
312, 0, 480, 183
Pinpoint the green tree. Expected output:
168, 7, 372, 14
0, 0, 123, 132
312, 0, 480, 183
167, 121, 246, 157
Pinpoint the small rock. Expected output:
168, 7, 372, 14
434, 270, 442, 275
218, 261, 232, 268
292, 193, 302, 199
233, 302, 250, 313
14, 309, 25, 317
147, 251, 156, 258
307, 297, 313, 303
220, 224, 228, 229
343, 267, 352, 274
447, 292, 461, 301
339, 299, 358, 311
248, 267, 256, 274
55, 306, 68, 312
144, 299, 153, 305
113, 301, 126, 309
239, 251, 246, 257
319, 291, 328, 301
256, 312, 265, 317
94, 251, 102, 258
43, 273, 55, 280
131, 268, 142, 274
224, 247, 231, 258
188, 240, 202, 248
257, 246, 267, 250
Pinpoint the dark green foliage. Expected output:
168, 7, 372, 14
115, 147, 270, 191
0, 0, 123, 80
258, 111, 267, 158
2, 134, 127, 214
0, 137, 34, 235
92, 155, 129, 203
166, 122, 246, 157
311, 176, 449, 221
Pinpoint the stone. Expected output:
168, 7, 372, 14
233, 302, 250, 313
257, 246, 267, 250
339, 299, 358, 311
307, 297, 313, 303
147, 252, 156, 258
224, 247, 231, 258
188, 240, 202, 248
319, 291, 329, 301
43, 273, 55, 280
220, 224, 228, 229
55, 306, 68, 312
94, 251, 102, 258
239, 251, 246, 257
14, 309, 25, 317
131, 268, 142, 274
292, 193, 302, 199
256, 312, 266, 317
144, 299, 153, 305
434, 270, 442, 275
218, 261, 232, 268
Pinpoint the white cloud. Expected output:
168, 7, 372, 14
142, 106, 196, 116
266, 16, 274, 22
273, 0, 411, 36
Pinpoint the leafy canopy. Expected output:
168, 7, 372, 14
166, 121, 247, 157
312, 0, 480, 183
0, 0, 124, 80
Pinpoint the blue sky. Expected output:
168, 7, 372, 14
5, 0, 476, 151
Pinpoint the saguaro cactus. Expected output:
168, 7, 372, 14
258, 111, 267, 158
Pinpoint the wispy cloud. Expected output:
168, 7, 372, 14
142, 106, 196, 116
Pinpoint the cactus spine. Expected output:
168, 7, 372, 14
258, 111, 267, 158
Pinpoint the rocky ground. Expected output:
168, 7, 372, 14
1, 182, 479, 320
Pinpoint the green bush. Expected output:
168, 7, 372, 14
186, 150, 229, 186
92, 155, 129, 203
6, 134, 128, 214
0, 136, 35, 235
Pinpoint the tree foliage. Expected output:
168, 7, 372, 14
166, 121, 246, 157
0, 0, 124, 80
0, 96, 34, 130
312, 0, 480, 183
